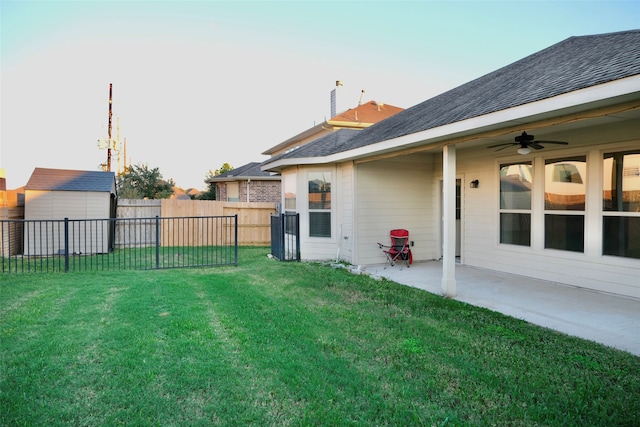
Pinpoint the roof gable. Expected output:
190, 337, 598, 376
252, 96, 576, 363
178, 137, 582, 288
265, 30, 640, 164
25, 168, 116, 193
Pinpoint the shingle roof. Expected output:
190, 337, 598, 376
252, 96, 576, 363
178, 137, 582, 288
212, 162, 278, 180
25, 168, 116, 193
329, 100, 404, 124
265, 129, 361, 163
266, 30, 640, 162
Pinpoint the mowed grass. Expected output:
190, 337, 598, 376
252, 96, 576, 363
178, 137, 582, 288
1, 247, 638, 426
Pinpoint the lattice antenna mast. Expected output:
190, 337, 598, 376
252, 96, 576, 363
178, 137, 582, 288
107, 83, 113, 172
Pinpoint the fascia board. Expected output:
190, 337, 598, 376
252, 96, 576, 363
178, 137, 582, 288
325, 120, 372, 128
261, 122, 327, 155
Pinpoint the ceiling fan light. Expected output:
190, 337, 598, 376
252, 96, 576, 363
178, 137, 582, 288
517, 147, 531, 155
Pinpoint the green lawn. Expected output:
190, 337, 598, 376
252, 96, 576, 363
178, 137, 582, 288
1, 247, 638, 426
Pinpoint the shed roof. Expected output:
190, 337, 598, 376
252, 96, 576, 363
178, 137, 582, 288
263, 30, 640, 164
25, 168, 117, 194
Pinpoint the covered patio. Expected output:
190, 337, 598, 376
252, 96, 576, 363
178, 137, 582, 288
363, 261, 640, 357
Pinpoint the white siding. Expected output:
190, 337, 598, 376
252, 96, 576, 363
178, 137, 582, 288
337, 162, 354, 263
355, 154, 438, 265
24, 190, 111, 255
453, 124, 640, 299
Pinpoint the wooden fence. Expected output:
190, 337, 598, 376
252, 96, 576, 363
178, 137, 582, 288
117, 199, 276, 246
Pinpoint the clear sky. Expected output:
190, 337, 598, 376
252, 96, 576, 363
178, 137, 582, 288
2, 0, 639, 190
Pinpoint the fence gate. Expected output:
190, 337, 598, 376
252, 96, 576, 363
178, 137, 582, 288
270, 213, 300, 261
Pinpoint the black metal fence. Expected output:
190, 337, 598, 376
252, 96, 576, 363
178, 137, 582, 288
270, 213, 300, 261
0, 215, 238, 273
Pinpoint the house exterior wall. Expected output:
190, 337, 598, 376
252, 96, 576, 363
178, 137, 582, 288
337, 162, 354, 262
216, 180, 281, 203
354, 154, 437, 266
275, 120, 639, 298
294, 165, 341, 261
437, 123, 640, 299
24, 190, 111, 255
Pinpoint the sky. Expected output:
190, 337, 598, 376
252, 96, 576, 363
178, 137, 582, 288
1, 1, 639, 191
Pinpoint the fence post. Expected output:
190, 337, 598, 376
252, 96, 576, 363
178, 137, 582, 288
155, 215, 160, 269
280, 214, 285, 260
64, 217, 69, 272
234, 214, 238, 266
295, 213, 300, 261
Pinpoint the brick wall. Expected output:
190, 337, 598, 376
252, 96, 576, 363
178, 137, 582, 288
217, 180, 281, 202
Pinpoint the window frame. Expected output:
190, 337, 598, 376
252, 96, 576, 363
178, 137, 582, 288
543, 156, 587, 253
602, 149, 640, 259
307, 170, 332, 238
498, 161, 533, 247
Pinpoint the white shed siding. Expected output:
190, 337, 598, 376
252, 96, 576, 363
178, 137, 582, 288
24, 190, 111, 255
355, 154, 437, 265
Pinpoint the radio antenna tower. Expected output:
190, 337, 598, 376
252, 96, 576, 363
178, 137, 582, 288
107, 83, 113, 171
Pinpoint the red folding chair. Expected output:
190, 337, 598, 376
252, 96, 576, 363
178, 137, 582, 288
377, 229, 413, 268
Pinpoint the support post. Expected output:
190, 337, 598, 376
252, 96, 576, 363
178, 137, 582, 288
441, 145, 457, 297
64, 218, 69, 273
155, 215, 160, 269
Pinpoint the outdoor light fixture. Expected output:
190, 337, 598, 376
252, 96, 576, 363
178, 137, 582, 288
517, 147, 532, 155
470, 180, 479, 188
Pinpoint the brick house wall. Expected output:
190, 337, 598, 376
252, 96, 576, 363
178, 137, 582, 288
216, 180, 281, 202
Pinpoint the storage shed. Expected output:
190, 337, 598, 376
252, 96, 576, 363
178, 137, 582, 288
24, 168, 117, 255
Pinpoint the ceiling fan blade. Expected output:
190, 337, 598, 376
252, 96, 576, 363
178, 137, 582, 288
487, 142, 516, 149
494, 145, 516, 152
535, 140, 568, 145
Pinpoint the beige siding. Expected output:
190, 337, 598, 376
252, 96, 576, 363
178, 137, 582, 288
355, 154, 437, 266
24, 190, 111, 255
453, 124, 640, 299
298, 165, 341, 261
337, 162, 354, 262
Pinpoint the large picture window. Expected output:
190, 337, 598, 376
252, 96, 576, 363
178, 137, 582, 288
544, 156, 586, 252
499, 162, 532, 246
603, 150, 640, 259
308, 171, 331, 238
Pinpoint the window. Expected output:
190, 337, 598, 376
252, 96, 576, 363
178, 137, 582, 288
308, 171, 331, 237
544, 157, 586, 252
499, 162, 532, 246
283, 173, 297, 234
603, 150, 640, 259
226, 182, 239, 202
284, 173, 296, 212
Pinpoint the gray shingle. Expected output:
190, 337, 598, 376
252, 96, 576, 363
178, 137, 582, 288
268, 30, 640, 162
215, 162, 275, 178
25, 168, 116, 193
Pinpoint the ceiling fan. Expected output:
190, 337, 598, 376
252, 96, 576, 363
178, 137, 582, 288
487, 131, 568, 155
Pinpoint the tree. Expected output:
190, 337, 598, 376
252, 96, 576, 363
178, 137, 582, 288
117, 163, 174, 199
197, 170, 217, 200
196, 163, 234, 200
217, 163, 233, 175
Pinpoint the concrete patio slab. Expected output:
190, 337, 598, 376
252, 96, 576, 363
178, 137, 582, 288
362, 261, 640, 357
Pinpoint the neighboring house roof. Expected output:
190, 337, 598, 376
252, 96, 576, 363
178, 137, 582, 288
262, 100, 404, 156
263, 30, 640, 168
207, 162, 280, 183
265, 129, 361, 163
327, 100, 404, 126
25, 168, 117, 194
